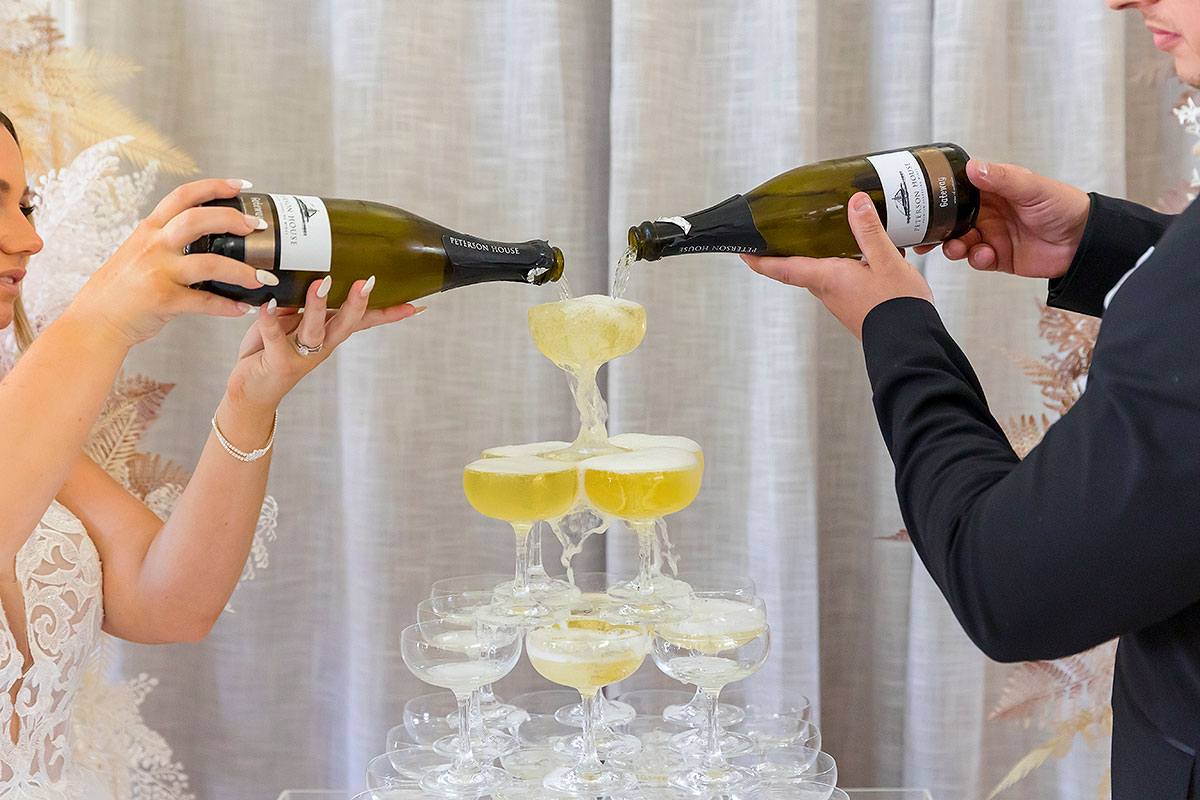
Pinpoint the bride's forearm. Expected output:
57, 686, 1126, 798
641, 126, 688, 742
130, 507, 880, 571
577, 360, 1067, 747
0, 308, 129, 555
139, 392, 278, 632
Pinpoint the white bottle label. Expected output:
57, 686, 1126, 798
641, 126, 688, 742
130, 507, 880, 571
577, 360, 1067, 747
865, 150, 931, 247
269, 194, 332, 272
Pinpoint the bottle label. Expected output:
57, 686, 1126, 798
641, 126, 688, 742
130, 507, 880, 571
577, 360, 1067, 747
442, 233, 552, 282
267, 194, 332, 272
913, 147, 961, 243
866, 151, 932, 247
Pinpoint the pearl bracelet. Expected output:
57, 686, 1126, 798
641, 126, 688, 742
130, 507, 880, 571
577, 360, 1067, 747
211, 409, 278, 462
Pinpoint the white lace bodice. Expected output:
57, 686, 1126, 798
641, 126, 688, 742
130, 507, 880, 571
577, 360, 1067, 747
1, 501, 106, 797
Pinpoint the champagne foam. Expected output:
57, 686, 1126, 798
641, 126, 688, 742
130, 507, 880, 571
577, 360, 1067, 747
464, 455, 577, 476
581, 446, 699, 474
608, 433, 701, 454
482, 441, 570, 459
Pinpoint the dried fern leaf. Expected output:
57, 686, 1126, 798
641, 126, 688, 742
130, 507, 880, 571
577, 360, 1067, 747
125, 453, 192, 500
86, 403, 142, 474
876, 529, 911, 543
113, 372, 174, 426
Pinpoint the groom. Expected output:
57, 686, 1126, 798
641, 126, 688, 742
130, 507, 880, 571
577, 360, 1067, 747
744, 1, 1200, 797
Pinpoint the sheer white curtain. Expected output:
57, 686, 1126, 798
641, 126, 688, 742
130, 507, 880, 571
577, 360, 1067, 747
45, 1, 1189, 798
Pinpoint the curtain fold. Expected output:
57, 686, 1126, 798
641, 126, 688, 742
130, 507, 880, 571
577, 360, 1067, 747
39, 1, 1188, 797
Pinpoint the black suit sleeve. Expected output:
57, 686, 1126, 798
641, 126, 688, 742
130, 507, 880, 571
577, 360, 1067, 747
863, 202, 1200, 661
1047, 193, 1173, 318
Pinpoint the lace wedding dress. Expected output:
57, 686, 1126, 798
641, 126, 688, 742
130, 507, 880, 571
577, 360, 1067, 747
2, 502, 111, 799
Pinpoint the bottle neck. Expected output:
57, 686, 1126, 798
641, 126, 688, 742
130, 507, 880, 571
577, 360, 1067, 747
442, 232, 564, 290
629, 194, 768, 261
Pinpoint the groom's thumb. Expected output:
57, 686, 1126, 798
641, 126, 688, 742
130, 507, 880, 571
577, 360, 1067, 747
847, 192, 901, 266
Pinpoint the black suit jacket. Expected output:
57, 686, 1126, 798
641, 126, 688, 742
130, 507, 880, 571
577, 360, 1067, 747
862, 194, 1200, 799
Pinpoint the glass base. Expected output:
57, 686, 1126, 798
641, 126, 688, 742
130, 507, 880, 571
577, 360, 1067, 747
368, 748, 451, 785
607, 587, 692, 625
608, 747, 692, 787
555, 729, 642, 761
499, 747, 575, 782
433, 730, 519, 760
540, 439, 630, 462
480, 699, 529, 730
663, 696, 745, 728
543, 763, 638, 796
555, 697, 636, 728
669, 728, 755, 758
667, 762, 760, 795
475, 598, 567, 630
419, 763, 511, 797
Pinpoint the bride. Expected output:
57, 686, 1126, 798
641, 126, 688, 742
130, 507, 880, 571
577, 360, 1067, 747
0, 110, 418, 797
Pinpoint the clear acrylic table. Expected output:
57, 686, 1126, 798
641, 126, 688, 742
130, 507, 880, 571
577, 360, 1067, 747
276, 789, 934, 799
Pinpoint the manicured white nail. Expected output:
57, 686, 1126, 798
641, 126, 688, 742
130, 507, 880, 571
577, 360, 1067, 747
237, 303, 253, 315
360, 275, 376, 297
256, 269, 279, 286
228, 179, 254, 190
316, 275, 332, 298
266, 298, 278, 314
245, 214, 267, 230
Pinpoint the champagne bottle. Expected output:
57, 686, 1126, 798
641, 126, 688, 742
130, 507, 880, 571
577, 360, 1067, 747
186, 193, 564, 309
628, 143, 979, 261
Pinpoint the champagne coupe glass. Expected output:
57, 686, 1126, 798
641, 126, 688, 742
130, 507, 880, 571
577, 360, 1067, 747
729, 753, 838, 800
580, 447, 703, 622
400, 618, 522, 797
653, 593, 771, 795
463, 455, 579, 624
736, 697, 817, 755
526, 604, 650, 795
481, 442, 578, 604
415, 597, 520, 759
430, 573, 524, 727
527, 296, 646, 460
552, 573, 636, 731
661, 574, 755, 730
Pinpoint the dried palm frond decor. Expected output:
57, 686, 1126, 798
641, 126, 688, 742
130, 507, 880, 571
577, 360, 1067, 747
0, 0, 195, 177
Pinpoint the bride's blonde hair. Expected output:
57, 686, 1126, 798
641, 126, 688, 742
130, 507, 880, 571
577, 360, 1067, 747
1, 110, 34, 353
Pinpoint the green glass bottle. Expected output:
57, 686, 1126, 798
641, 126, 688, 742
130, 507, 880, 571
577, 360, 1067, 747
628, 143, 979, 261
186, 193, 564, 309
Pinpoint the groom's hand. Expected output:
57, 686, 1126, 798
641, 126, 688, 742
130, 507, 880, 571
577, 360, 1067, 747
742, 192, 934, 340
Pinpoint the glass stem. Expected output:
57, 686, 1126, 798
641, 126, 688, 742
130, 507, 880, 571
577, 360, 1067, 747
451, 691, 480, 776
479, 683, 497, 706
578, 690, 603, 778
529, 524, 548, 580
468, 689, 485, 749
701, 687, 726, 771
633, 521, 656, 594
512, 521, 533, 598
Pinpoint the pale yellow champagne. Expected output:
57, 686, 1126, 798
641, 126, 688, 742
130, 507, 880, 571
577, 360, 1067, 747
462, 456, 579, 522
581, 447, 703, 520
657, 598, 767, 654
527, 295, 647, 371
527, 619, 648, 695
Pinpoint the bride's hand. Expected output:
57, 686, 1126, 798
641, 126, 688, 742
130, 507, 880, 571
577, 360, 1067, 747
69, 179, 271, 347
225, 275, 421, 409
